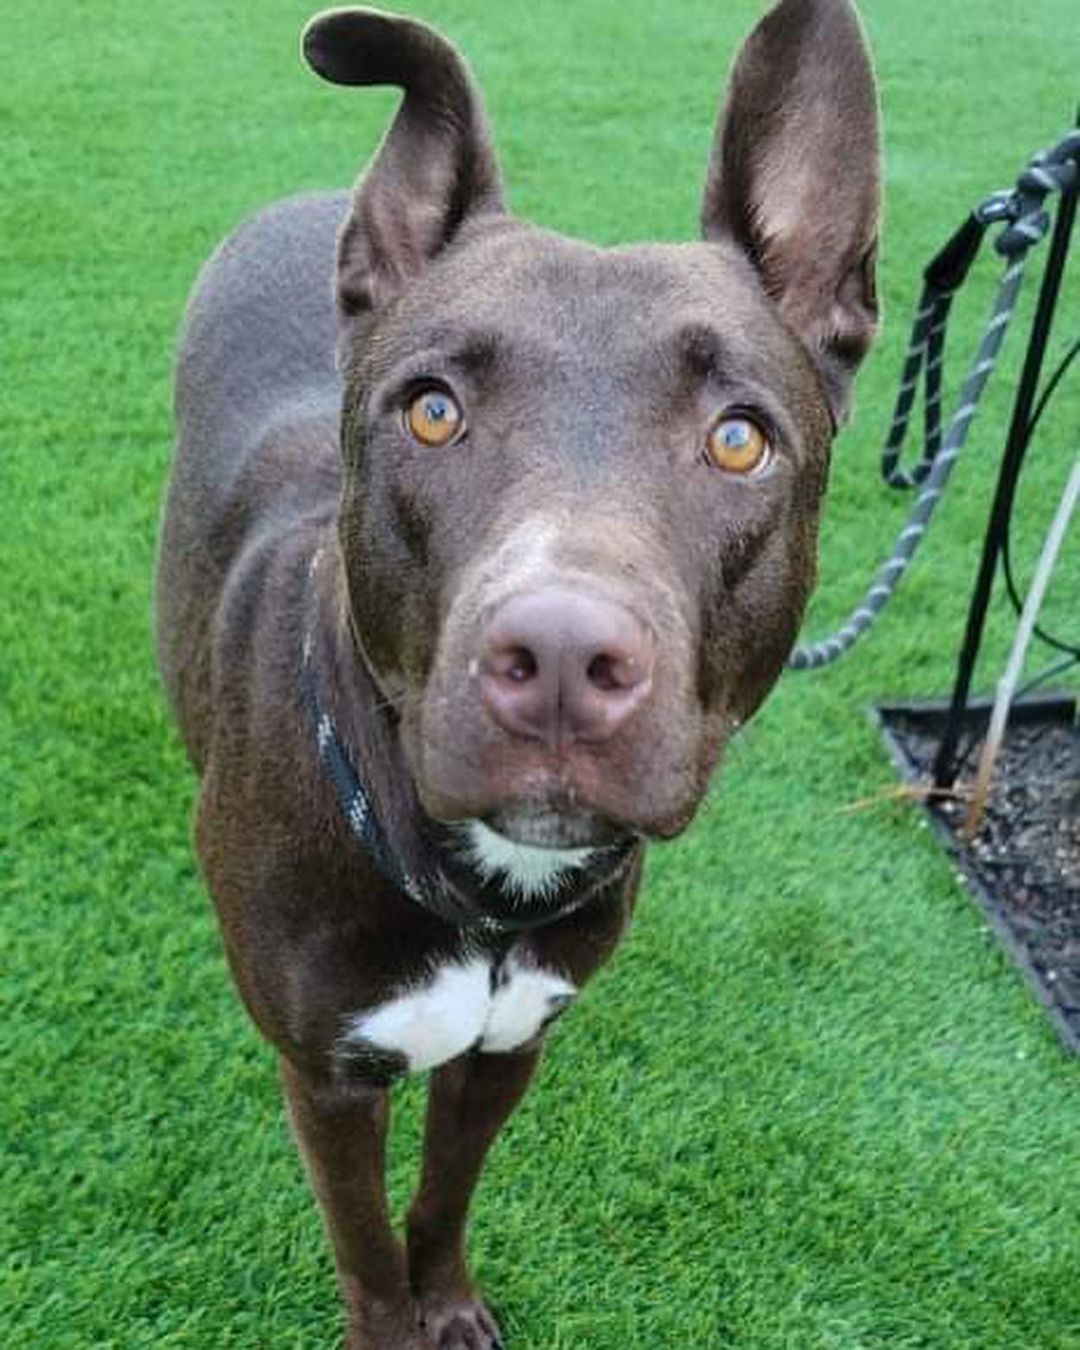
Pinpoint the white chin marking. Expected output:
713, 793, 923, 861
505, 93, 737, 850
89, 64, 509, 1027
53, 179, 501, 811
462, 820, 595, 901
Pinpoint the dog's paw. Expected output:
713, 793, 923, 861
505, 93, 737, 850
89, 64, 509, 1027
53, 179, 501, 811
419, 1297, 503, 1350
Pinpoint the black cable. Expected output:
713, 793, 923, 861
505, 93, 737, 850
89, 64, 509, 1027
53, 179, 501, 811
1000, 335, 1080, 658
1014, 653, 1080, 700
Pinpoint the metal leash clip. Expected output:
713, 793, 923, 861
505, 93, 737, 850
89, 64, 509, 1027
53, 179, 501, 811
974, 189, 1019, 226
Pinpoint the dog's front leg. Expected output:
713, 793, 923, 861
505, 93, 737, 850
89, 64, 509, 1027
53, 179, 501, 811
407, 1046, 542, 1349
282, 1059, 423, 1350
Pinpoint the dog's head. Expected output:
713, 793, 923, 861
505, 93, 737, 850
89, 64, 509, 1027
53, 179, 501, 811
303, 1, 879, 854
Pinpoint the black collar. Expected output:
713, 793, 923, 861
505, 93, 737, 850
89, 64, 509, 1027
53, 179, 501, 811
302, 549, 634, 933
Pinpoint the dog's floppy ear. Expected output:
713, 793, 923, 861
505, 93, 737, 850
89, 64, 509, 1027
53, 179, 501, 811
701, 0, 880, 424
303, 8, 505, 319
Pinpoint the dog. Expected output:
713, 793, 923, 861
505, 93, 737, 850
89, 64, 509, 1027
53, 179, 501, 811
155, 2, 879, 1345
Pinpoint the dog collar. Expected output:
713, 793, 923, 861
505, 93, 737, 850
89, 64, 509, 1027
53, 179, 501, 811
302, 550, 634, 933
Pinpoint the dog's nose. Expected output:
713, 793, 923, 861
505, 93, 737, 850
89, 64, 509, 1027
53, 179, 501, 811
477, 588, 655, 746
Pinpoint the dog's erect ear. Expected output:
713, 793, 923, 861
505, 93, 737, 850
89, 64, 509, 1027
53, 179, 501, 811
701, 0, 880, 424
303, 8, 505, 318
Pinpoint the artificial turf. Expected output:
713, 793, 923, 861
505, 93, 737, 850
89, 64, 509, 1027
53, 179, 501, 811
3, 1, 1079, 1346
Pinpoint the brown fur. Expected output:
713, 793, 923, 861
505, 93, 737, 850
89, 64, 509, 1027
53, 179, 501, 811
155, 3, 880, 1346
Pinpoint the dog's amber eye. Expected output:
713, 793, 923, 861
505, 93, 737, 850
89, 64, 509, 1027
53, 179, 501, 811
706, 414, 771, 475
405, 388, 464, 447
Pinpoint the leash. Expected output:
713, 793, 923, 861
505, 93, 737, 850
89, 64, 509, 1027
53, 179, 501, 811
301, 549, 634, 933
787, 127, 1080, 671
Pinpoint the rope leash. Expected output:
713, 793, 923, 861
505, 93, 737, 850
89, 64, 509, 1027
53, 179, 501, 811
787, 128, 1080, 672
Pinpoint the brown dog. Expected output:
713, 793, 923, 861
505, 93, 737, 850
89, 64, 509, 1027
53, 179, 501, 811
156, 2, 880, 1345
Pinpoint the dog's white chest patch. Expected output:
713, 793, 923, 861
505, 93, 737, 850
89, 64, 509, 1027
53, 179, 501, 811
340, 952, 576, 1073
482, 956, 576, 1053
345, 959, 491, 1073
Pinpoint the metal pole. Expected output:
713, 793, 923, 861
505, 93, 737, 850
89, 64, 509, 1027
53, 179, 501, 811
932, 175, 1078, 788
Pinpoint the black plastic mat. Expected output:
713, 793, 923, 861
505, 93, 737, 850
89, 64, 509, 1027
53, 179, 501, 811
874, 693, 1080, 1056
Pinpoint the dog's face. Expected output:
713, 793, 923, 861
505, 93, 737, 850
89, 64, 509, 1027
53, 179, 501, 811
305, 1, 880, 849
338, 228, 833, 843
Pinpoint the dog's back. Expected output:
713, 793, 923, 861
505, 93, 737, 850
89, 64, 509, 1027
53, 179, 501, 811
156, 192, 346, 759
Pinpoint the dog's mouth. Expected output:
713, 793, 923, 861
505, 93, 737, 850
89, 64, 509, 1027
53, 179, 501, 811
414, 750, 702, 857
428, 811, 638, 922
483, 805, 629, 851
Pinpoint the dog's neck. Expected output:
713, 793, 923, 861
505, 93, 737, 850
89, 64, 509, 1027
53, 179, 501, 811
303, 542, 637, 931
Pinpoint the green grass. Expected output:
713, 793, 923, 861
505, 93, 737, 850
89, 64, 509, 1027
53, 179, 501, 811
3, 1, 1079, 1346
